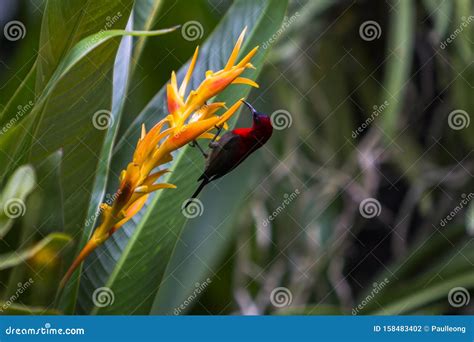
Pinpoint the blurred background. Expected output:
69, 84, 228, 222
0, 0, 473, 315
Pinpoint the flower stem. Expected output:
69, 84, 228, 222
59, 238, 99, 289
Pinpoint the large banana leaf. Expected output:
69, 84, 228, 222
79, 0, 289, 314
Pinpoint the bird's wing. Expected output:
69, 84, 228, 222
216, 132, 242, 149
199, 133, 245, 181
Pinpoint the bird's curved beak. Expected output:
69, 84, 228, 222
241, 100, 257, 119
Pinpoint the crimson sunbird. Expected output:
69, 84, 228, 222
187, 100, 273, 205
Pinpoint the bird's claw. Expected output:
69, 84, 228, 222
190, 140, 208, 158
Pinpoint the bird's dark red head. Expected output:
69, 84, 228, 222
239, 100, 273, 147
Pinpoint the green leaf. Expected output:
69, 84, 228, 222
371, 273, 474, 315
467, 200, 474, 236
4, 151, 64, 296
356, 226, 472, 314
451, 0, 474, 148
132, 0, 164, 61
152, 152, 265, 314
0, 1, 136, 186
81, 0, 289, 315
35, 0, 129, 93
0, 303, 60, 315
0, 233, 71, 271
453, 0, 472, 64
0, 3, 41, 119
0, 62, 37, 127
277, 305, 343, 315
0, 165, 36, 237
421, 0, 453, 38
378, 0, 415, 142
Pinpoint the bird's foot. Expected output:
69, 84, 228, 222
190, 140, 208, 158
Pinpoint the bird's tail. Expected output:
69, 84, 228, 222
185, 178, 209, 208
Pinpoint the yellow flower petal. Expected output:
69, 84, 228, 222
134, 119, 170, 164
164, 117, 220, 150
179, 47, 199, 97
224, 27, 247, 70
217, 99, 244, 126
192, 102, 226, 122
167, 83, 185, 115
113, 195, 149, 232
232, 77, 259, 88
145, 183, 177, 193
237, 46, 259, 68
197, 132, 217, 140
144, 169, 171, 185
171, 71, 178, 90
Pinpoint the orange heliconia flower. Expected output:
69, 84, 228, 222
61, 27, 259, 288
